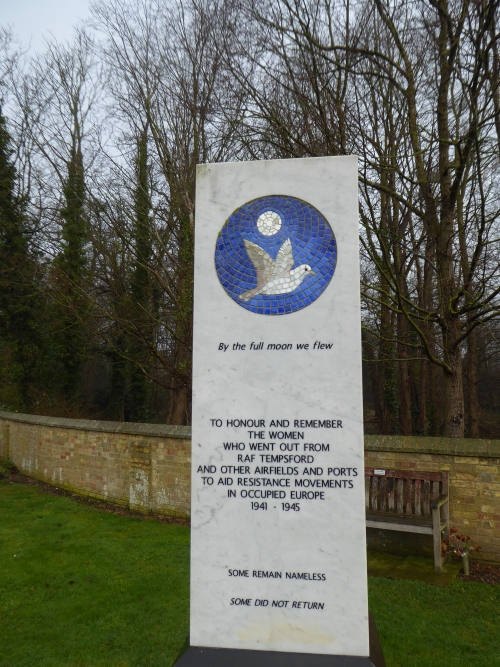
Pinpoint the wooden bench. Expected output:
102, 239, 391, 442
365, 468, 449, 574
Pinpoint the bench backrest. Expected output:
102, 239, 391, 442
365, 468, 449, 518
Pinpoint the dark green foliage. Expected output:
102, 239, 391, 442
168, 208, 194, 425
52, 144, 88, 398
58, 148, 87, 282
128, 127, 153, 422
99, 129, 155, 423
105, 342, 128, 422
131, 128, 151, 308
0, 110, 41, 410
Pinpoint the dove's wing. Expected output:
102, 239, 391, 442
243, 240, 274, 287
270, 238, 294, 279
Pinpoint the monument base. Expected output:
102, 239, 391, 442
173, 614, 385, 667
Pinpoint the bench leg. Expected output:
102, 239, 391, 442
442, 499, 450, 542
432, 506, 443, 574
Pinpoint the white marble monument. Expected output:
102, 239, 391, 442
176, 156, 383, 666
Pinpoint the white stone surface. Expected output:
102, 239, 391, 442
190, 156, 368, 656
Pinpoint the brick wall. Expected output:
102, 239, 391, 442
0, 411, 191, 518
365, 435, 500, 563
1, 412, 499, 560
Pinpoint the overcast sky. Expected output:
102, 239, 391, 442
1, 0, 91, 52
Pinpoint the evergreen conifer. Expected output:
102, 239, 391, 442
0, 109, 41, 409
128, 126, 152, 422
53, 142, 88, 399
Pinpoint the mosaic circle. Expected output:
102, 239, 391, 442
215, 195, 337, 315
257, 210, 282, 236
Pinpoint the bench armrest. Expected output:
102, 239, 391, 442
431, 494, 449, 510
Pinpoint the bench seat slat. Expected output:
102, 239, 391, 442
415, 479, 421, 516
405, 478, 412, 515
397, 479, 404, 513
371, 476, 378, 511
366, 519, 433, 535
380, 476, 387, 512
388, 477, 395, 511
423, 480, 430, 515
366, 511, 432, 527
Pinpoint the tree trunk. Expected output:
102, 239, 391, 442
428, 329, 444, 436
442, 337, 465, 438
379, 300, 397, 434
168, 336, 192, 426
417, 357, 428, 434
170, 386, 190, 425
467, 325, 480, 438
364, 336, 384, 433
397, 311, 412, 435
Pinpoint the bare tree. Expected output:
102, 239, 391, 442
8, 30, 104, 410
227, 0, 500, 437
89, 0, 243, 423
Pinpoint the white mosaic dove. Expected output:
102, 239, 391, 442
239, 238, 316, 302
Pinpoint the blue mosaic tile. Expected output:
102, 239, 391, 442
214, 195, 337, 315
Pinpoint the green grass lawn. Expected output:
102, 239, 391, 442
0, 482, 189, 667
370, 577, 500, 666
1, 481, 499, 667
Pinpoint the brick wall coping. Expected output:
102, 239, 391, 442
2, 411, 499, 456
365, 434, 500, 458
0, 411, 191, 440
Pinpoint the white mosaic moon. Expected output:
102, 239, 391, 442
257, 210, 282, 236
